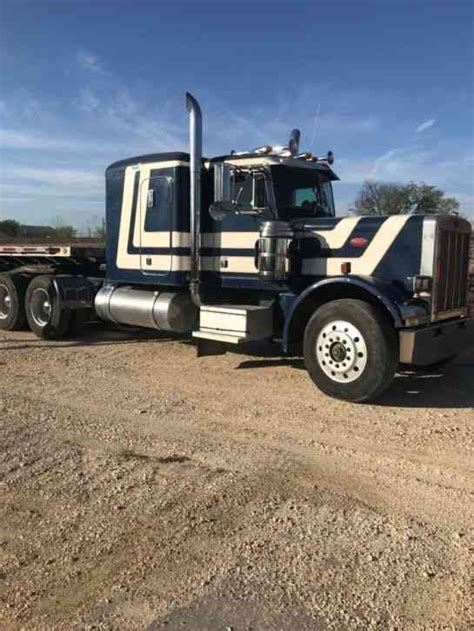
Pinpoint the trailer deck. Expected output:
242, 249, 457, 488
0, 239, 105, 273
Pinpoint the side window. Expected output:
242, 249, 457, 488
232, 172, 267, 210
254, 174, 267, 209
144, 176, 172, 232
232, 173, 253, 207
294, 187, 318, 206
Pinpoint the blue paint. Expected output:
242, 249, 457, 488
281, 275, 405, 352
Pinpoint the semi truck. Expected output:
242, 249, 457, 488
1, 93, 473, 402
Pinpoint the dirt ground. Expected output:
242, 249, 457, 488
0, 324, 472, 630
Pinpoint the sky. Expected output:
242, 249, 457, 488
0, 0, 473, 231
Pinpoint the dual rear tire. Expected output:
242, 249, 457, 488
0, 273, 77, 339
24, 276, 72, 339
0, 273, 29, 331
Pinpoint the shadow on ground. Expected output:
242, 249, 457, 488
2, 325, 473, 409
375, 356, 474, 408
0, 322, 185, 351
235, 343, 474, 409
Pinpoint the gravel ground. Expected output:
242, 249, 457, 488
0, 324, 473, 630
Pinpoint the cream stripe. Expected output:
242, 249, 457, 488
116, 167, 137, 270
311, 217, 361, 248
201, 256, 257, 274
201, 232, 259, 248
302, 216, 410, 276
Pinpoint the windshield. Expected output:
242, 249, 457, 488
271, 166, 335, 220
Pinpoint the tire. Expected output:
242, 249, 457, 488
25, 275, 71, 339
0, 272, 29, 331
303, 299, 398, 403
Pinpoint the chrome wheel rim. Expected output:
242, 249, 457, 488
0, 284, 12, 320
30, 288, 52, 327
316, 320, 367, 383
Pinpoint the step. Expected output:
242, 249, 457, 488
192, 330, 246, 345
192, 303, 273, 344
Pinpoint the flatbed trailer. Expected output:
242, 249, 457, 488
0, 240, 105, 338
0, 240, 105, 274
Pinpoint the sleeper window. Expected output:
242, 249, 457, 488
144, 176, 173, 232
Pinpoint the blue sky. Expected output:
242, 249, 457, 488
0, 0, 473, 230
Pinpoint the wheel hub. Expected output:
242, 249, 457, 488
0, 284, 12, 320
316, 320, 368, 383
30, 288, 52, 327
329, 341, 347, 363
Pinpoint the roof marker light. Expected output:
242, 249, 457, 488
255, 145, 273, 154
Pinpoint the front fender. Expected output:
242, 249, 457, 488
282, 275, 405, 352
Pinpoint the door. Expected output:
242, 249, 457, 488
208, 172, 271, 279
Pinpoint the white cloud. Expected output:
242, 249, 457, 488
416, 118, 436, 133
0, 166, 102, 189
75, 89, 101, 113
0, 129, 77, 151
77, 51, 105, 75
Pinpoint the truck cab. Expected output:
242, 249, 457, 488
1, 92, 472, 403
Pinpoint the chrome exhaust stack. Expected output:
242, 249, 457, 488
186, 92, 203, 307
288, 129, 301, 156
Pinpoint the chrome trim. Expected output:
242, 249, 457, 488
0, 283, 12, 320
30, 288, 52, 327
186, 92, 203, 307
420, 217, 437, 276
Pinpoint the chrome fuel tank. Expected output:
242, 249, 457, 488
95, 285, 197, 333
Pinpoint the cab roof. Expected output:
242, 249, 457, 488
106, 151, 339, 181
212, 152, 339, 181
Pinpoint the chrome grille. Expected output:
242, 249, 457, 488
432, 218, 471, 320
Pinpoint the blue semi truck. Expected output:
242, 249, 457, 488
0, 93, 472, 402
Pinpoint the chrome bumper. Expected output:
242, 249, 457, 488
399, 317, 474, 365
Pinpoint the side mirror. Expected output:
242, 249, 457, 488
210, 163, 235, 218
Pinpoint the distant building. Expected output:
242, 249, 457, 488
19, 225, 56, 238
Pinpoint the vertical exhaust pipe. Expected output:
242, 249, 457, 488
186, 92, 203, 307
288, 129, 301, 156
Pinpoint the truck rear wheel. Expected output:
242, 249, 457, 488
303, 299, 398, 403
0, 273, 29, 331
25, 275, 71, 339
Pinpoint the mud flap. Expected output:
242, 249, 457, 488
196, 338, 226, 358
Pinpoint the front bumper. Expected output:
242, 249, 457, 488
399, 317, 474, 365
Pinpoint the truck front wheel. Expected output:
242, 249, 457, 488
303, 299, 398, 403
0, 273, 29, 331
25, 276, 71, 339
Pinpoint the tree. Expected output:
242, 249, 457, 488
354, 181, 459, 216
92, 222, 106, 241
405, 183, 460, 215
50, 215, 77, 239
53, 225, 77, 240
0, 219, 20, 236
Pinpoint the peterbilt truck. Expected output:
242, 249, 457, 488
0, 93, 473, 402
